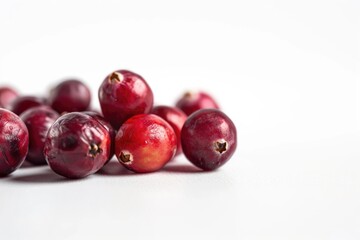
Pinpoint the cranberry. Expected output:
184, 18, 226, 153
48, 79, 91, 114
0, 87, 18, 109
151, 105, 187, 156
83, 111, 115, 163
20, 106, 59, 165
9, 96, 47, 115
115, 114, 177, 173
175, 91, 220, 116
43, 112, 111, 178
0, 108, 29, 176
98, 70, 154, 129
181, 109, 237, 171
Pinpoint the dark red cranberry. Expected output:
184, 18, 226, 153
9, 96, 47, 115
98, 70, 154, 129
151, 105, 187, 156
181, 109, 237, 171
48, 79, 91, 114
20, 106, 59, 165
0, 108, 29, 176
43, 112, 110, 179
83, 111, 115, 163
115, 114, 176, 173
0, 87, 18, 109
175, 91, 220, 116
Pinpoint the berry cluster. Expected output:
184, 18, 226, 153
0, 70, 237, 179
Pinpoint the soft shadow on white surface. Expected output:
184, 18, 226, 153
97, 160, 204, 176
162, 164, 204, 173
8, 168, 69, 184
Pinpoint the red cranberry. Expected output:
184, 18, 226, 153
115, 114, 177, 173
175, 91, 220, 116
43, 112, 111, 179
9, 96, 47, 115
181, 109, 237, 171
83, 111, 115, 163
0, 87, 18, 109
98, 70, 154, 129
0, 108, 29, 176
48, 79, 91, 114
20, 106, 59, 165
151, 105, 187, 156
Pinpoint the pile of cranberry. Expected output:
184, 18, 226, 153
0, 69, 237, 179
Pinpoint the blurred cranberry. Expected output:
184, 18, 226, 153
48, 79, 91, 114
0, 87, 18, 109
20, 106, 59, 165
175, 91, 219, 116
9, 96, 47, 115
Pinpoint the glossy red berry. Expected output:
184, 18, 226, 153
20, 106, 59, 165
115, 114, 177, 173
175, 91, 220, 116
83, 111, 115, 163
181, 109, 237, 171
98, 70, 154, 129
0, 108, 29, 176
0, 87, 18, 109
9, 96, 47, 115
48, 79, 91, 114
44, 112, 110, 179
151, 105, 187, 156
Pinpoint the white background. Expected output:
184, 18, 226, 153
0, 0, 359, 239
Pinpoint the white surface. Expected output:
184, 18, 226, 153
0, 0, 359, 239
